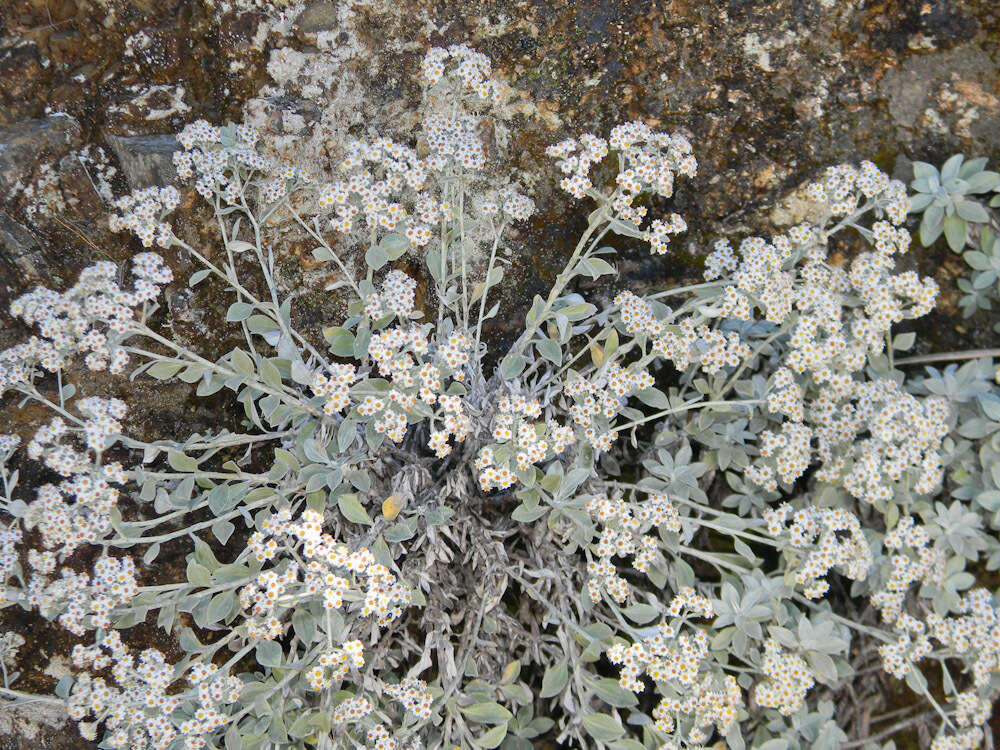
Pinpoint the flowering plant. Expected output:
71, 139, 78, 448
1, 43, 1000, 750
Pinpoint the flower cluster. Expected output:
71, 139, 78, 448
803, 380, 949, 504
21, 414, 127, 555
331, 695, 372, 724
3, 255, 171, 386
320, 137, 426, 238
243, 508, 412, 634
26, 554, 138, 635
754, 639, 816, 716
421, 43, 499, 101
108, 186, 180, 247
384, 676, 433, 719
305, 640, 365, 690
69, 632, 241, 750
806, 161, 909, 223
926, 589, 1000, 690
583, 492, 680, 603
310, 362, 357, 415
476, 393, 574, 490
174, 120, 308, 205
650, 317, 752, 377
763, 504, 872, 599
871, 516, 945, 624
609, 589, 741, 746
356, 273, 474, 452
547, 121, 695, 254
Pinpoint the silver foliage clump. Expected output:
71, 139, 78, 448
1, 43, 1000, 750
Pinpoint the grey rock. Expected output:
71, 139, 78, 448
105, 133, 179, 190
295, 2, 340, 33
0, 210, 44, 293
0, 115, 81, 195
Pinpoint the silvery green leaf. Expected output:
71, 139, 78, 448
608, 217, 645, 239
365, 243, 388, 270
520, 717, 555, 739
230, 348, 255, 376
143, 543, 161, 565
941, 153, 964, 182
539, 660, 568, 698
193, 534, 219, 569
474, 723, 508, 748
892, 332, 916, 351
292, 608, 316, 644
167, 449, 198, 472
189, 269, 211, 287
674, 558, 695, 588
912, 161, 938, 181
581, 713, 625, 742
535, 337, 562, 365
54, 676, 73, 700
322, 326, 355, 357
346, 469, 370, 492
559, 303, 597, 321
212, 519, 235, 544
179, 627, 203, 652
723, 726, 746, 750
964, 249, 992, 271
965, 170, 1000, 193
426, 248, 442, 281
590, 677, 638, 708
197, 376, 225, 397
956, 198, 989, 223
290, 360, 313, 385
338, 493, 372, 525
384, 518, 417, 542
206, 590, 235, 624
908, 192, 934, 212
958, 156, 989, 179
259, 358, 283, 389
380, 232, 408, 260
255, 639, 282, 667
337, 419, 357, 452
461, 702, 513, 725
904, 665, 928, 693
944, 214, 967, 251
302, 438, 328, 463
187, 560, 211, 587
511, 503, 547, 523
247, 315, 279, 337
225, 721, 243, 750
176, 364, 208, 383
921, 203, 944, 238
807, 651, 838, 684
227, 240, 255, 254
621, 604, 658, 624
524, 295, 546, 325
501, 354, 526, 380
635, 387, 670, 409
148, 361, 183, 380
734, 538, 757, 563
207, 485, 232, 515
579, 256, 617, 279
610, 740, 646, 750
288, 712, 315, 740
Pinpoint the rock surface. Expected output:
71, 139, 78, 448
0, 0, 999, 746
